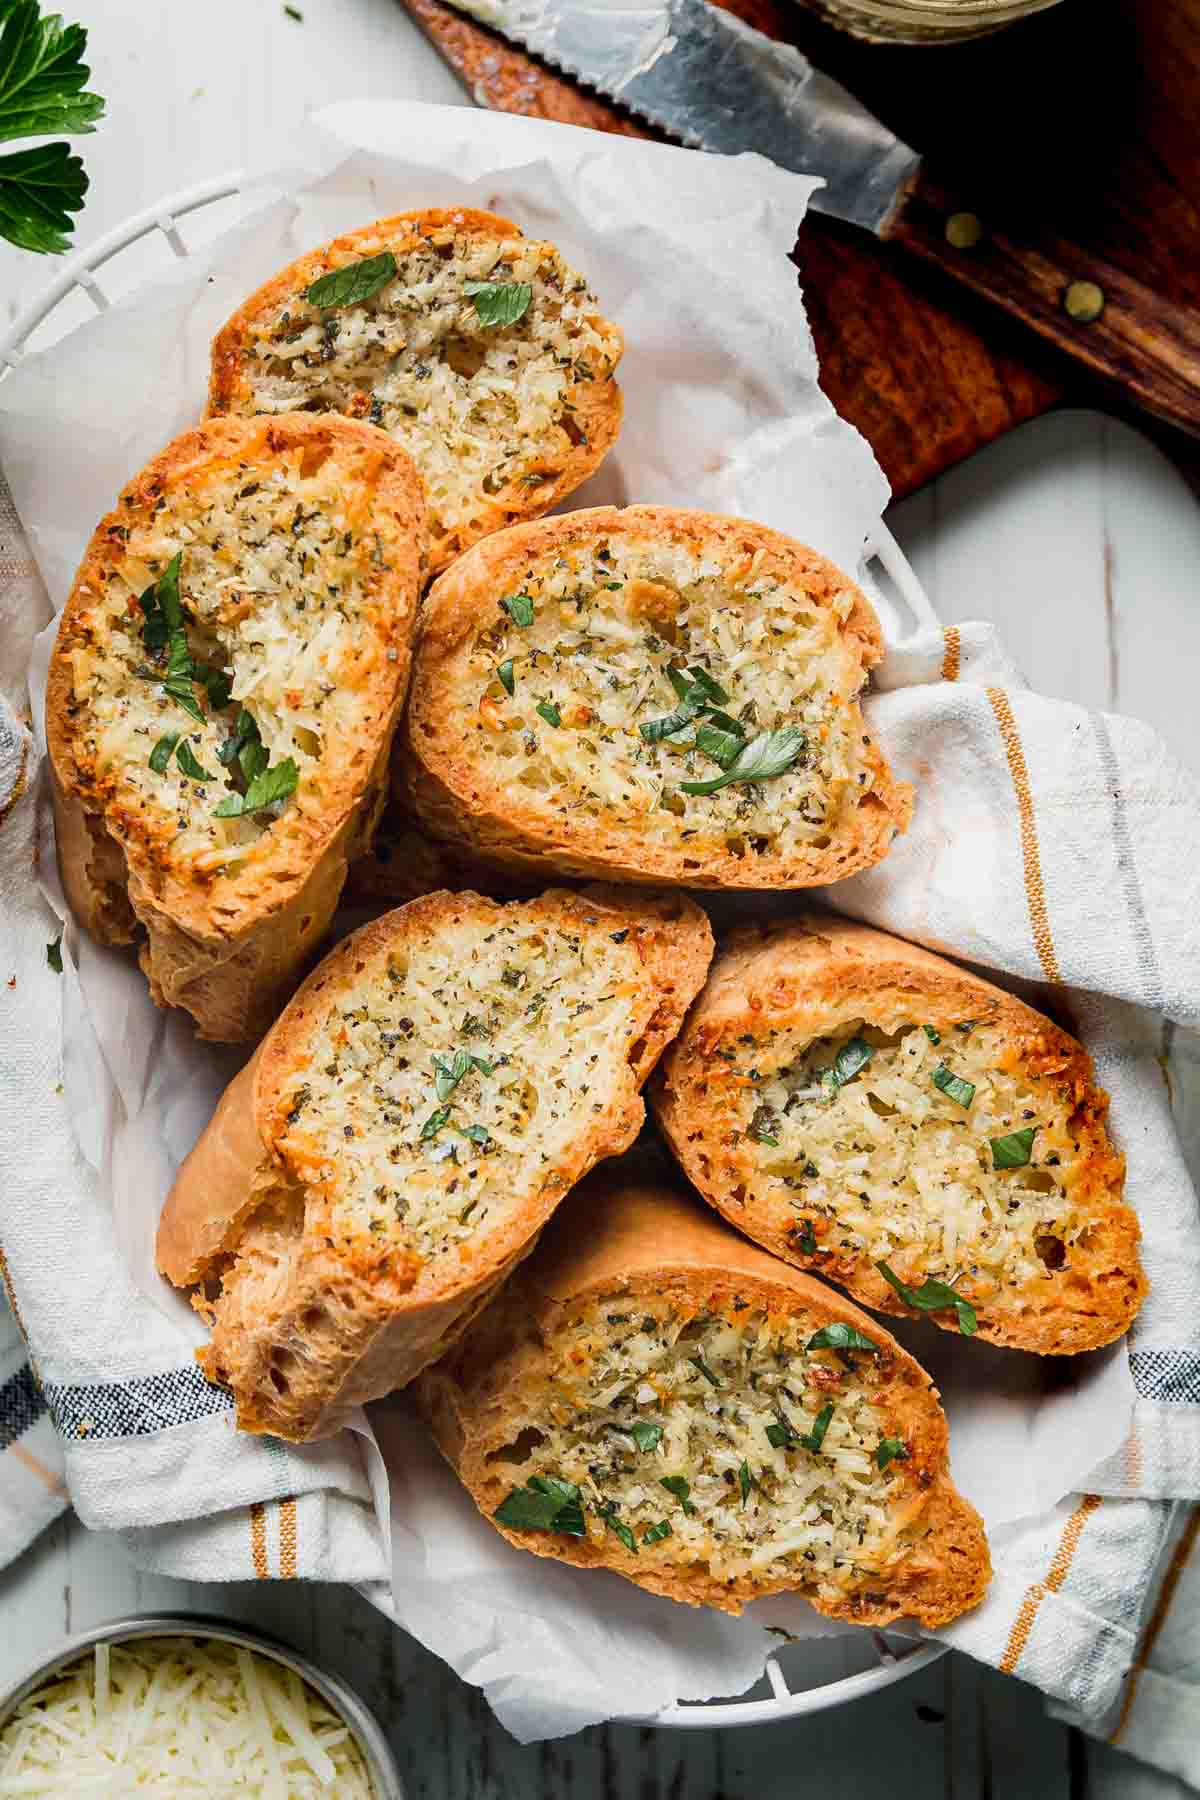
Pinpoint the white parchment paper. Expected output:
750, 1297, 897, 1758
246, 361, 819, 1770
0, 100, 1133, 1738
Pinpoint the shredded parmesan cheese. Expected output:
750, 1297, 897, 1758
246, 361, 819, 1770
0, 1638, 375, 1795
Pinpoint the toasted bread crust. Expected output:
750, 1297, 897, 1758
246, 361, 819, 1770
207, 208, 623, 578
651, 917, 1146, 1354
156, 885, 714, 1440
46, 413, 426, 1041
400, 506, 912, 889
416, 1175, 990, 1626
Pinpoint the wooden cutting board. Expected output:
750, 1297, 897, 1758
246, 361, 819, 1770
399, 0, 1200, 498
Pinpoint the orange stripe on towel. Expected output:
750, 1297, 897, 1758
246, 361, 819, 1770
940, 626, 961, 683
1000, 1494, 1102, 1675
279, 1496, 298, 1579
987, 687, 1063, 985
249, 1500, 269, 1579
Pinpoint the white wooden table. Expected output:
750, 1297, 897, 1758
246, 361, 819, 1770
2, 4, 1199, 1795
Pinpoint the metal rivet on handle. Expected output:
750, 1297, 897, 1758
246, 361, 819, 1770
1062, 279, 1105, 323
944, 212, 984, 251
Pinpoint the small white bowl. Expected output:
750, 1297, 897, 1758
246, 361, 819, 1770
0, 1613, 404, 1796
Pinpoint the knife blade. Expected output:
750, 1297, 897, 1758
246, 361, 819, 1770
435, 0, 1200, 438
443, 0, 918, 232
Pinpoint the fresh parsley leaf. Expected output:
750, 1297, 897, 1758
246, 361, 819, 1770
991, 1127, 1036, 1169
600, 1504, 637, 1554
46, 936, 62, 973
494, 1475, 585, 1538
0, 140, 87, 254
0, 2, 104, 255
419, 1105, 452, 1143
642, 1519, 672, 1545
747, 1104, 780, 1147
149, 732, 180, 774
630, 1420, 663, 1454
876, 1260, 978, 1336
765, 1422, 795, 1450
738, 1460, 754, 1505
501, 592, 535, 627
923, 1024, 941, 1045
162, 674, 204, 724
679, 726, 808, 796
218, 708, 256, 768
464, 279, 533, 328
497, 659, 515, 696
305, 251, 396, 310
535, 701, 561, 728
640, 665, 733, 747
214, 757, 299, 818
806, 1323, 877, 1353
195, 663, 232, 711
833, 1037, 873, 1085
799, 1401, 835, 1454
694, 719, 746, 769
688, 1354, 720, 1387
666, 667, 693, 702
639, 700, 700, 745
433, 1048, 471, 1102
876, 1437, 909, 1471
456, 1122, 491, 1147
932, 1064, 976, 1108
684, 665, 730, 706
797, 1219, 817, 1256
659, 1476, 694, 1515
174, 740, 212, 782
138, 552, 184, 653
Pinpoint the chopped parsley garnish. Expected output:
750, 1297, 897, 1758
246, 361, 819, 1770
599, 1503, 637, 1554
990, 1127, 1036, 1169
535, 701, 561, 728
876, 1437, 909, 1471
46, 937, 62, 973
497, 659, 515, 696
799, 1402, 834, 1454
738, 1460, 756, 1505
139, 554, 206, 723
923, 1024, 941, 1045
797, 1219, 817, 1255
643, 1519, 672, 1545
0, 0, 105, 255
455, 1122, 491, 1148
639, 663, 733, 745
765, 1422, 794, 1450
501, 592, 535, 627
876, 1260, 978, 1335
464, 279, 533, 328
419, 1104, 453, 1142
931, 1064, 976, 1108
175, 740, 213, 782
747, 1105, 780, 1147
833, 1037, 872, 1086
213, 756, 299, 818
806, 1323, 877, 1353
432, 1047, 495, 1102
494, 1475, 585, 1538
688, 1353, 720, 1387
149, 732, 180, 774
305, 251, 396, 310
629, 1420, 663, 1454
694, 719, 746, 768
679, 725, 808, 796
195, 663, 233, 711
659, 1476, 695, 1514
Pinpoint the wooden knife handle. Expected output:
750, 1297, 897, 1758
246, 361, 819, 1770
883, 163, 1200, 437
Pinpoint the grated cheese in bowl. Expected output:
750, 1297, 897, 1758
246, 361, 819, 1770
0, 1636, 379, 1796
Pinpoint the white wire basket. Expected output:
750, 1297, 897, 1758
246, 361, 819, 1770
0, 177, 945, 1729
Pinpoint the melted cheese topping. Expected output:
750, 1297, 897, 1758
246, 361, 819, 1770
0, 1639, 374, 1795
451, 532, 877, 867
493, 1298, 908, 1600
736, 1020, 1080, 1294
236, 222, 619, 553
276, 909, 644, 1268
70, 448, 387, 877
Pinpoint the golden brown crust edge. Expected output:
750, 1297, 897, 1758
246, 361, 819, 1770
155, 885, 714, 1440
46, 412, 427, 1041
415, 1175, 990, 1628
399, 505, 913, 890
650, 914, 1146, 1355
207, 207, 624, 579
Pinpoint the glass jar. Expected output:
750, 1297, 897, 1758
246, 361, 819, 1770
794, 0, 1062, 44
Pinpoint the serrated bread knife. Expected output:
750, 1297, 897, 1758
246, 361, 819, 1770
439, 0, 1200, 436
